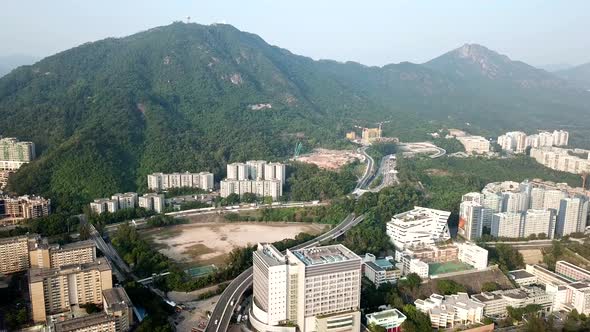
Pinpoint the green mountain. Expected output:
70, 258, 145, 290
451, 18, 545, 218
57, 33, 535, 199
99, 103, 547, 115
0, 54, 39, 77
555, 62, 590, 90
0, 23, 588, 211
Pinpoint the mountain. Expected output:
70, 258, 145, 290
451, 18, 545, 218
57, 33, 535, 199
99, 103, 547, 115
0, 23, 589, 211
0, 54, 39, 77
539, 63, 573, 72
554, 62, 590, 89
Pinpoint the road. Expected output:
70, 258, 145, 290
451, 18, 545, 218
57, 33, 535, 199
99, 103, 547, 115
206, 214, 365, 332
369, 154, 398, 192
206, 147, 376, 332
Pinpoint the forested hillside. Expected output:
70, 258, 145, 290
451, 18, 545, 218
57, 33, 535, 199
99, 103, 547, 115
1, 22, 588, 211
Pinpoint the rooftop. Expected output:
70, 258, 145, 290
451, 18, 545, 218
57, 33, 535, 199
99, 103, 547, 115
50, 240, 96, 252
54, 313, 115, 332
557, 261, 590, 277
568, 282, 590, 290
255, 243, 286, 267
508, 269, 536, 280
366, 308, 407, 322
365, 261, 384, 272
30, 257, 111, 282
290, 244, 359, 266
103, 287, 133, 312
391, 207, 450, 223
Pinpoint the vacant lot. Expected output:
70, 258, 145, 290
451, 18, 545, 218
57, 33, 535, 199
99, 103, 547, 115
143, 222, 327, 265
519, 249, 544, 265
419, 266, 514, 297
296, 148, 363, 170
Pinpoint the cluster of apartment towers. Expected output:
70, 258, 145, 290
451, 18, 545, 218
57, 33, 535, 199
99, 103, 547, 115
0, 137, 51, 224
459, 180, 589, 241
0, 235, 133, 332
220, 161, 286, 200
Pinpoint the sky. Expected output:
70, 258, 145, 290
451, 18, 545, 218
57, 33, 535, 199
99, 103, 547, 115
1, 0, 589, 67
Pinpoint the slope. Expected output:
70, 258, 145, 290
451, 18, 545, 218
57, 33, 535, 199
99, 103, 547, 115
555, 62, 590, 90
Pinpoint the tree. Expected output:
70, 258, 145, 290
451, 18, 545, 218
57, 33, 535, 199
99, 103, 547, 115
80, 302, 101, 314
481, 281, 499, 292
401, 304, 432, 332
79, 223, 91, 240
436, 279, 466, 295
367, 323, 386, 332
241, 192, 257, 203
224, 193, 240, 205
400, 273, 422, 293
489, 243, 524, 272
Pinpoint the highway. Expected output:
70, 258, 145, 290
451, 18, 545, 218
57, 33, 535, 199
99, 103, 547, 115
206, 147, 376, 331
206, 214, 365, 332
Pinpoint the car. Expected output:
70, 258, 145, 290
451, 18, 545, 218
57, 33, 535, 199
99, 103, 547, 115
214, 319, 218, 325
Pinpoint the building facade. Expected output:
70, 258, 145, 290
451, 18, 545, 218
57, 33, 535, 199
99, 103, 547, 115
0, 137, 36, 170
556, 261, 590, 282
147, 171, 214, 192
220, 161, 286, 201
386, 207, 451, 250
138, 193, 165, 213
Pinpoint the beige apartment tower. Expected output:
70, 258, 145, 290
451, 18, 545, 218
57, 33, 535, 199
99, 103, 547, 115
29, 258, 113, 323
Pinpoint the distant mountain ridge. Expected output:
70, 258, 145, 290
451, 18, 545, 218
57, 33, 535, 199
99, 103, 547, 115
554, 62, 590, 89
0, 54, 39, 77
0, 23, 588, 211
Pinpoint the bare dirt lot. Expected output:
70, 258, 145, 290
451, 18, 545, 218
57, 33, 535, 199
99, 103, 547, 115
519, 249, 544, 265
143, 222, 328, 265
295, 148, 363, 170
173, 295, 220, 331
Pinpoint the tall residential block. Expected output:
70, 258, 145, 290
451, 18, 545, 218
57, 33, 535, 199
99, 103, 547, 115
103, 287, 134, 332
221, 161, 286, 200
0, 195, 50, 222
556, 197, 589, 237
491, 212, 523, 238
459, 201, 484, 241
0, 137, 36, 170
522, 209, 556, 238
111, 193, 138, 210
251, 243, 362, 332
386, 207, 451, 249
29, 257, 113, 323
138, 193, 165, 213
90, 198, 119, 214
147, 171, 214, 192
0, 235, 33, 274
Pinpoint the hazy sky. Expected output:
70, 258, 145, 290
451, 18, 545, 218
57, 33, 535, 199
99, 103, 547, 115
1, 0, 588, 67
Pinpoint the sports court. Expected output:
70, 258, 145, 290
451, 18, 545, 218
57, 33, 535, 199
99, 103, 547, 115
185, 265, 217, 278
428, 261, 473, 276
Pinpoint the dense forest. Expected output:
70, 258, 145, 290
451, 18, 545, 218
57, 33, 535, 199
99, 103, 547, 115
1, 22, 589, 213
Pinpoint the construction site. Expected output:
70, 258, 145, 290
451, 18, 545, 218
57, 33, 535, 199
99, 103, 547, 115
295, 148, 364, 170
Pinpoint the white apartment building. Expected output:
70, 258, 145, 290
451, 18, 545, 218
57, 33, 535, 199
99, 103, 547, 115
456, 136, 490, 154
522, 209, 556, 238
138, 193, 165, 213
497, 131, 527, 153
543, 189, 568, 212
386, 207, 451, 250
89, 199, 119, 214
498, 130, 568, 153
502, 192, 528, 213
459, 201, 484, 241
530, 187, 545, 209
111, 193, 138, 210
556, 197, 589, 237
530, 147, 590, 175
456, 243, 488, 270
553, 130, 569, 146
250, 244, 362, 332
147, 171, 214, 192
415, 293, 484, 329
221, 161, 286, 200
491, 212, 523, 238
0, 137, 36, 170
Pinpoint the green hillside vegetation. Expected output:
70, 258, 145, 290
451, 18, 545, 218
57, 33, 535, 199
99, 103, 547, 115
1, 23, 589, 213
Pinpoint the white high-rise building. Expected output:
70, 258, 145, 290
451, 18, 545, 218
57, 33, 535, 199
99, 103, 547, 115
553, 130, 569, 146
543, 189, 568, 212
491, 212, 523, 238
89, 199, 118, 214
502, 192, 528, 213
0, 137, 36, 171
221, 161, 286, 201
138, 193, 164, 213
522, 209, 556, 239
462, 192, 483, 204
459, 201, 484, 241
147, 171, 214, 191
251, 243, 362, 332
386, 207, 451, 249
530, 187, 545, 209
556, 197, 589, 237
111, 192, 138, 210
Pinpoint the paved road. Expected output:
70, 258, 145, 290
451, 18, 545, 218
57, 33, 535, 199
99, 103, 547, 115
206, 214, 365, 332
355, 147, 375, 191
369, 154, 398, 192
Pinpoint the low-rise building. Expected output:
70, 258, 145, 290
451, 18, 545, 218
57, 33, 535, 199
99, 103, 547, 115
103, 287, 134, 332
365, 309, 406, 332
525, 264, 572, 286
471, 286, 553, 318
362, 255, 401, 285
457, 242, 488, 270
457, 136, 490, 154
556, 261, 590, 282
415, 293, 485, 329
508, 269, 538, 287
